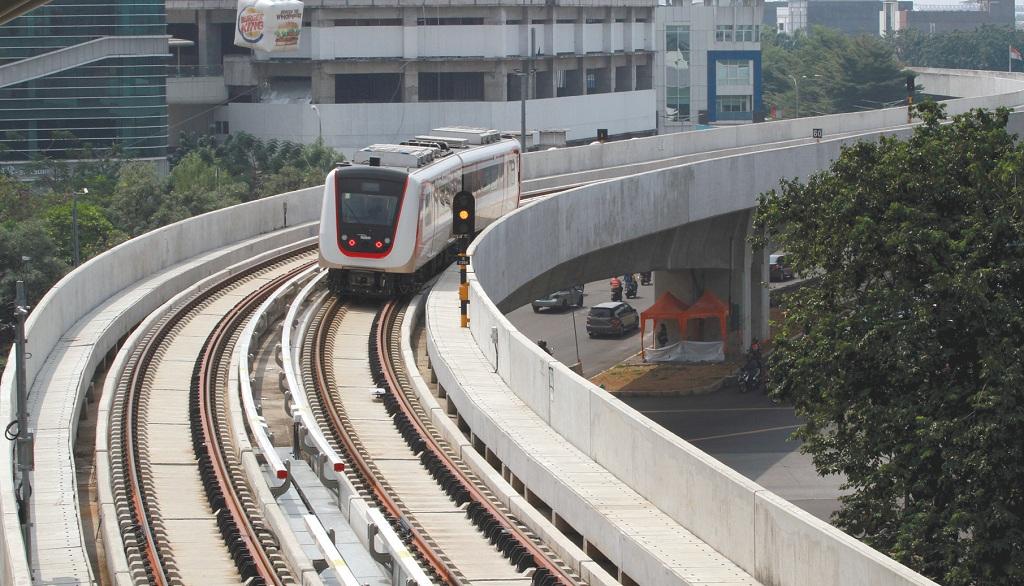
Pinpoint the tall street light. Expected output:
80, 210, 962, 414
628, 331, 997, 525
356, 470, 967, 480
310, 103, 322, 143
72, 187, 87, 267
513, 28, 537, 152
786, 73, 821, 118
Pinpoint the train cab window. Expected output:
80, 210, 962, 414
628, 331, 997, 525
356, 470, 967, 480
341, 192, 398, 226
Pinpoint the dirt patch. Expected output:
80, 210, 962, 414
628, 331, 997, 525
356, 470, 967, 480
591, 359, 743, 396
590, 306, 786, 396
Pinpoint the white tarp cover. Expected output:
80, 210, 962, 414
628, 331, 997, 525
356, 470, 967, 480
645, 340, 724, 363
235, 0, 303, 53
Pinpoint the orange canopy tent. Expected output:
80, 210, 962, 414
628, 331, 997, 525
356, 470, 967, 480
682, 289, 730, 342
639, 292, 689, 360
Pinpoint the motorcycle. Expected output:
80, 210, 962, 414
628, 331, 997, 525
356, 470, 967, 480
738, 346, 765, 394
640, 272, 652, 286
625, 280, 638, 299
611, 287, 623, 302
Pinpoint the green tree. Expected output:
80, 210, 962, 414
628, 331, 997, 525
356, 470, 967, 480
43, 202, 126, 265
0, 220, 67, 326
154, 151, 247, 225
763, 27, 909, 117
108, 161, 167, 236
892, 25, 1024, 73
754, 103, 1024, 585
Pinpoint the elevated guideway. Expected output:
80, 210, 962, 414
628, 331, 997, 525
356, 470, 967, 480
0, 36, 169, 89
0, 68, 1020, 585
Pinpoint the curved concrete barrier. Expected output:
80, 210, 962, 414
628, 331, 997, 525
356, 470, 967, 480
436, 69, 1024, 585
0, 187, 321, 584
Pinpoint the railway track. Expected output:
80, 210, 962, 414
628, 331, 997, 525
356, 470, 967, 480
108, 251, 314, 585
303, 294, 581, 585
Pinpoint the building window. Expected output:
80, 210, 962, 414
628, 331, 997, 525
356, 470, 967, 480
665, 24, 690, 121
586, 71, 596, 91
716, 95, 752, 113
419, 72, 485, 101
334, 18, 402, 26
416, 17, 484, 25
335, 73, 402, 103
736, 24, 755, 42
716, 59, 751, 86
715, 25, 733, 42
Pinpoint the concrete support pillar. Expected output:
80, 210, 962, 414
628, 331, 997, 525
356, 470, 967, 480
603, 7, 613, 53
574, 8, 584, 56
623, 7, 635, 53
196, 9, 211, 67
752, 242, 770, 341
486, 62, 509, 101
627, 54, 637, 93
402, 9, 418, 60
545, 6, 556, 58
521, 7, 530, 57
403, 60, 419, 103
737, 229, 753, 353
311, 63, 334, 103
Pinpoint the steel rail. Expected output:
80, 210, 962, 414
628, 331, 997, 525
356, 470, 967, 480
193, 263, 310, 586
311, 297, 460, 584
116, 248, 315, 585
373, 300, 577, 586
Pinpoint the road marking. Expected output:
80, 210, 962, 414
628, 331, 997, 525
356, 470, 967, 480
640, 407, 793, 414
687, 424, 801, 443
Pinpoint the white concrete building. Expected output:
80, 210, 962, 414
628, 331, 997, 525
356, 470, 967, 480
168, 0, 661, 154
168, 0, 763, 153
655, 0, 765, 133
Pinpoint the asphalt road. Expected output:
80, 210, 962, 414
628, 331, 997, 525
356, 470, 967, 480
621, 388, 845, 522
505, 279, 658, 377
505, 275, 844, 523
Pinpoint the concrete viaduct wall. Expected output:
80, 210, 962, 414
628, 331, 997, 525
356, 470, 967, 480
463, 72, 1024, 585
0, 67, 1021, 583
0, 187, 322, 584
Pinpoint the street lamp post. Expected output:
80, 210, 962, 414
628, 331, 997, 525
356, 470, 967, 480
71, 187, 87, 267
310, 104, 322, 143
786, 73, 821, 119
514, 28, 537, 153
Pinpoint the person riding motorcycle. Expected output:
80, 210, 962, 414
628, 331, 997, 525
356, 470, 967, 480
738, 339, 765, 394
624, 274, 638, 299
610, 276, 623, 302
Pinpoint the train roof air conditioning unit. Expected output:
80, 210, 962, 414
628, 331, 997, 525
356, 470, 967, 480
355, 144, 437, 168
429, 126, 501, 145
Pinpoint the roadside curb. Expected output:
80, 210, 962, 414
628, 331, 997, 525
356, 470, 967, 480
607, 374, 737, 398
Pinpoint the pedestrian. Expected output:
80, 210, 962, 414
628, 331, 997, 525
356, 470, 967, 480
609, 275, 622, 301
657, 323, 669, 348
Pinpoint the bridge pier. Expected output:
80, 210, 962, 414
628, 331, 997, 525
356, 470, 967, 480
649, 212, 768, 355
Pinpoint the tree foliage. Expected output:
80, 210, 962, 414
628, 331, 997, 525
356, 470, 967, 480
892, 25, 1024, 73
0, 131, 343, 356
763, 27, 910, 117
754, 103, 1024, 585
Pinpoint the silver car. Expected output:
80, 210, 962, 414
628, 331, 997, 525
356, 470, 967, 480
586, 302, 639, 337
531, 286, 584, 312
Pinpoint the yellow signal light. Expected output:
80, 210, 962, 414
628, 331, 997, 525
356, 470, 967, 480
458, 210, 470, 220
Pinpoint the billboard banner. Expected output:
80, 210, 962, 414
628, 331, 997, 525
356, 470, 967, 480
234, 0, 303, 53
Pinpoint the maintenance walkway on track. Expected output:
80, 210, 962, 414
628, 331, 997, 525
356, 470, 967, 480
425, 268, 762, 586
20, 231, 312, 585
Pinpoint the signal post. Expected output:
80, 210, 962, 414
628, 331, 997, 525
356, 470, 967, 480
452, 191, 475, 328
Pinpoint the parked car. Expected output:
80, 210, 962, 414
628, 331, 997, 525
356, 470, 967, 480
769, 253, 794, 282
532, 286, 584, 312
586, 302, 639, 337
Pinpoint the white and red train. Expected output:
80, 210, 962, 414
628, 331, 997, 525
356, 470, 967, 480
318, 127, 521, 296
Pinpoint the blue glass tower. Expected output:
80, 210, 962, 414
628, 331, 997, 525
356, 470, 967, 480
0, 0, 168, 163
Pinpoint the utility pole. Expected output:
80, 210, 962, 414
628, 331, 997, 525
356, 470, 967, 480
71, 188, 85, 267
520, 28, 535, 153
12, 281, 33, 559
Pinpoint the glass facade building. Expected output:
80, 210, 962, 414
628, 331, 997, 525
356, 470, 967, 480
0, 0, 167, 162
665, 24, 690, 122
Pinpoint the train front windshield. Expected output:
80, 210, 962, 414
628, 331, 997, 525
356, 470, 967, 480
335, 172, 405, 255
341, 192, 398, 226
